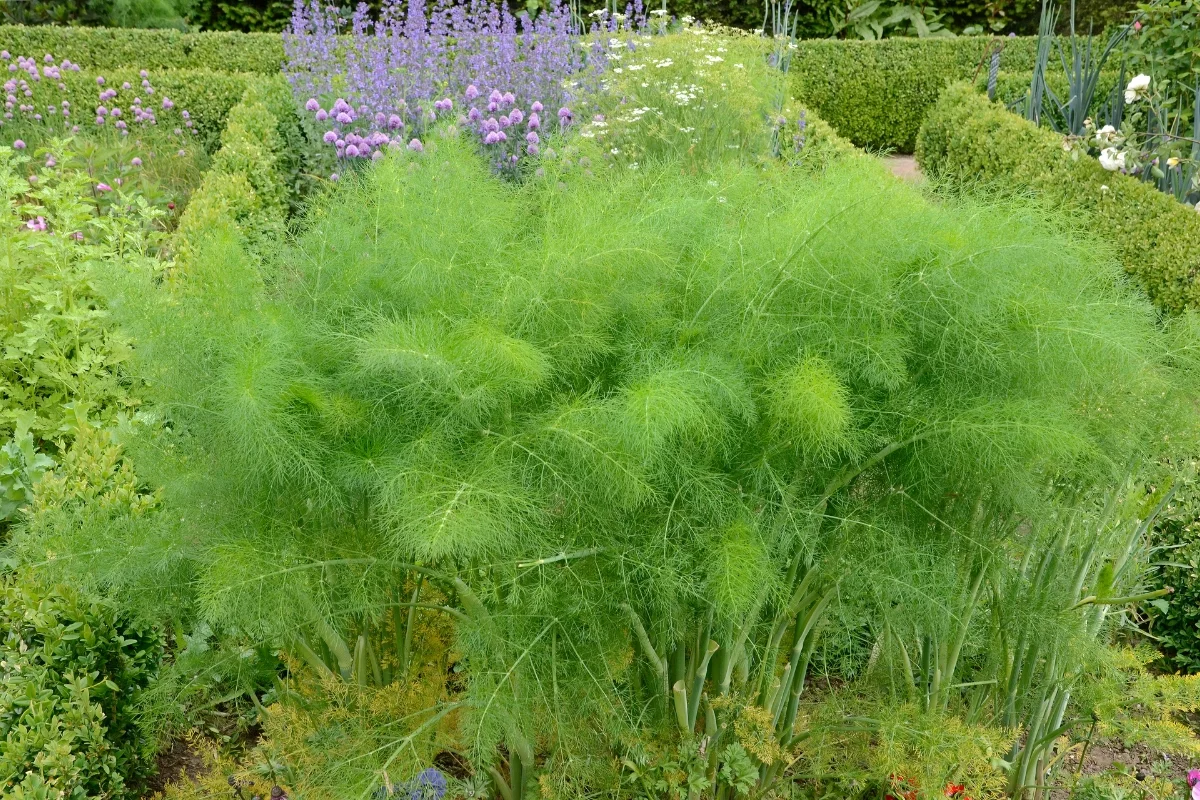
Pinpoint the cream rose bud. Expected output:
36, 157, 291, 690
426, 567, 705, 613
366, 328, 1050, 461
1099, 147, 1126, 171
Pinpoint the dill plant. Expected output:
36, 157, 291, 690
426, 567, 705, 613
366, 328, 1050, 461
26, 135, 1200, 797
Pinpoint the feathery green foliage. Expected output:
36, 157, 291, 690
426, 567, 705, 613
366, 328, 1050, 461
21, 129, 1200, 797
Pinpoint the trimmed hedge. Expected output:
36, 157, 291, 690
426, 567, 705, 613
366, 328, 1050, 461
174, 76, 292, 265
916, 82, 1200, 313
790, 36, 1038, 152
0, 24, 283, 73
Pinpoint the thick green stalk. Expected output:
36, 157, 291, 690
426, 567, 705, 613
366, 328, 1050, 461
688, 639, 719, 729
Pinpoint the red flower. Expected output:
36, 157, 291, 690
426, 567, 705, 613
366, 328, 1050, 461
944, 783, 971, 799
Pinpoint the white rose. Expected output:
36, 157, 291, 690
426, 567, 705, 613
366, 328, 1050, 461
1124, 73, 1151, 103
1099, 147, 1126, 171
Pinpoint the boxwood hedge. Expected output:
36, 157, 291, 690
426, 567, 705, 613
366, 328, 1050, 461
916, 82, 1200, 314
790, 35, 1039, 152
0, 24, 283, 73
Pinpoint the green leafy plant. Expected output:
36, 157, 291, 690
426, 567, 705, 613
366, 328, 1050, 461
31, 101, 1194, 800
830, 0, 954, 38
0, 571, 163, 800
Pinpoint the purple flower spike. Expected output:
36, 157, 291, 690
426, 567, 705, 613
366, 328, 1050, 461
408, 138, 423, 152
305, 98, 320, 111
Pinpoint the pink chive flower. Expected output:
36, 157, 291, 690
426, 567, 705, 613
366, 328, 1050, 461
329, 173, 339, 181
532, 101, 543, 113
131, 157, 142, 166
316, 109, 328, 121
45, 156, 55, 167
465, 84, 479, 100
162, 98, 174, 110
96, 76, 105, 85
13, 138, 24, 149
140, 69, 148, 78
95, 182, 112, 192
305, 98, 320, 111
407, 138, 423, 152
323, 130, 337, 143
345, 144, 359, 157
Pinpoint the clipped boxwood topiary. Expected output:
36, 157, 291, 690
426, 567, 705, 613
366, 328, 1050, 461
0, 573, 163, 799
916, 81, 1200, 314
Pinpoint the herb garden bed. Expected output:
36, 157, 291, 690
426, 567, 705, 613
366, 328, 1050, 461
2, 8, 1200, 800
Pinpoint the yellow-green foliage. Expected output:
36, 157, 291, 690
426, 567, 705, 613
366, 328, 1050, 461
790, 37, 1040, 152
795, 695, 1012, 799
0, 24, 283, 74
1077, 647, 1200, 759
916, 82, 1200, 314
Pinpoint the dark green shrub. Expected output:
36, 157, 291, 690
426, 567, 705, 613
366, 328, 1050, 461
916, 81, 1200, 313
0, 0, 189, 29
1146, 468, 1200, 673
790, 35, 1038, 151
0, 24, 283, 74
0, 573, 163, 799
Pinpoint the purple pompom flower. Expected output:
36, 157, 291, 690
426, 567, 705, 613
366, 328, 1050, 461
162, 98, 174, 110
527, 144, 539, 156
465, 85, 480, 100
131, 157, 142, 166
323, 130, 337, 143
315, 109, 328, 121
408, 138, 424, 152
532, 101, 544, 113
388, 114, 403, 130
346, 144, 359, 157
305, 98, 320, 111
96, 75, 104, 85
526, 131, 539, 144
336, 111, 353, 124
